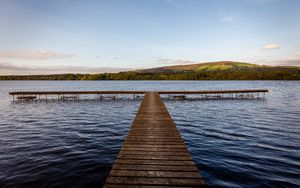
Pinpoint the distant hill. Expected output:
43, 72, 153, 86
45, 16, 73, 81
139, 61, 266, 73
0, 61, 300, 80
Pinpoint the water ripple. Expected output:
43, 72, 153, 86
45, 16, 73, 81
0, 81, 300, 187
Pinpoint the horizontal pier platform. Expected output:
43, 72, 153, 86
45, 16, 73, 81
103, 92, 204, 187
9, 89, 268, 95
9, 89, 268, 101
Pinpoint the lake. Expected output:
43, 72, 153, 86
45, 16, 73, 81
0, 81, 299, 187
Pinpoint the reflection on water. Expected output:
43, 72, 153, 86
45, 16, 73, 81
0, 81, 300, 187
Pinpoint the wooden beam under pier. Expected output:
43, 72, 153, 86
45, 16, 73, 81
9, 89, 268, 96
9, 89, 268, 101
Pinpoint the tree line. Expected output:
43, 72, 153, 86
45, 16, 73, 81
0, 67, 300, 80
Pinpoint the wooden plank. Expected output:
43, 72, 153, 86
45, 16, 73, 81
112, 164, 199, 172
124, 140, 183, 143
114, 159, 196, 166
127, 135, 182, 140
124, 141, 184, 145
117, 155, 193, 161
109, 169, 201, 178
120, 148, 189, 152
119, 150, 191, 156
104, 92, 204, 187
104, 185, 198, 188
122, 144, 186, 149
105, 177, 204, 187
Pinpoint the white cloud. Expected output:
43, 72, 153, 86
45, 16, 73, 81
220, 16, 236, 23
262, 44, 280, 51
271, 59, 300, 66
164, 0, 198, 7
251, 0, 280, 5
0, 62, 132, 75
157, 58, 197, 65
0, 48, 75, 60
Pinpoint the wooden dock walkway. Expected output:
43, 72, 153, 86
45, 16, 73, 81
103, 92, 204, 188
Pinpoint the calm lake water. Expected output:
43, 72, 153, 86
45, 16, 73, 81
0, 81, 300, 188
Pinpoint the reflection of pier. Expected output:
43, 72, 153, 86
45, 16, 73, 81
9, 89, 268, 102
104, 92, 204, 187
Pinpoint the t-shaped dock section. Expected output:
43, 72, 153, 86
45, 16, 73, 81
104, 92, 204, 187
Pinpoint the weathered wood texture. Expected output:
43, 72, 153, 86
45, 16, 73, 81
103, 92, 204, 188
9, 89, 268, 96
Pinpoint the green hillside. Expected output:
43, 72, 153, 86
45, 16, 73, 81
139, 61, 264, 73
1, 61, 300, 80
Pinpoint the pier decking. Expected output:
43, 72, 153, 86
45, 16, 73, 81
103, 92, 204, 187
9, 89, 268, 101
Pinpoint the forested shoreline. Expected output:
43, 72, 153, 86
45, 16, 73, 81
1, 67, 300, 80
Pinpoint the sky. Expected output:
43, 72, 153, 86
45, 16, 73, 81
0, 0, 300, 75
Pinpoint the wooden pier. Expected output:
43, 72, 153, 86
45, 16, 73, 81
103, 92, 204, 187
9, 89, 268, 101
8, 89, 269, 186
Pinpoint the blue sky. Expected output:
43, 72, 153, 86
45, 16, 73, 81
0, 0, 300, 74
